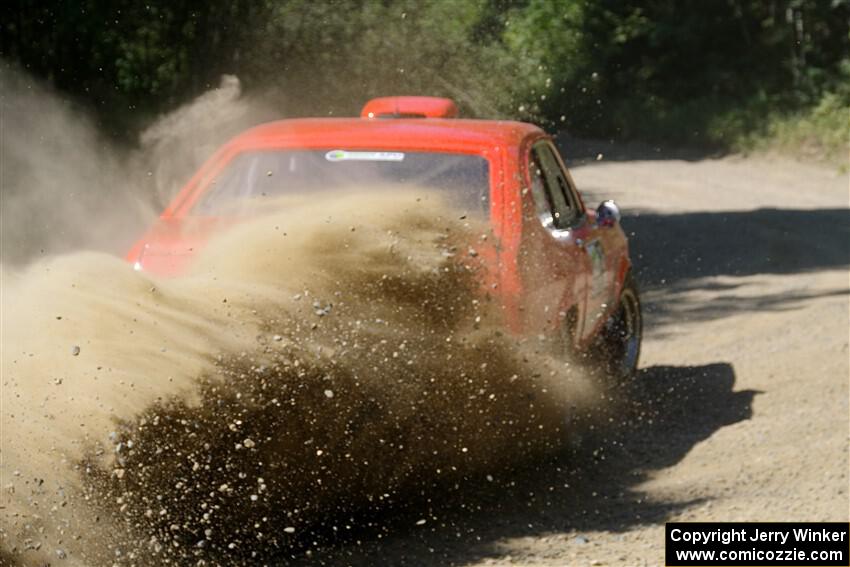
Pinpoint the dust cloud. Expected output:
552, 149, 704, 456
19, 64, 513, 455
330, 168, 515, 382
1, 192, 600, 566
0, 67, 273, 265
135, 74, 276, 207
0, 66, 150, 264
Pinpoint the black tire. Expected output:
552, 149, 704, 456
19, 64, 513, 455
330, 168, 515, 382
596, 272, 642, 382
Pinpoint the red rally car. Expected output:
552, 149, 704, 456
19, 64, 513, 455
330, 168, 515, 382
127, 96, 642, 378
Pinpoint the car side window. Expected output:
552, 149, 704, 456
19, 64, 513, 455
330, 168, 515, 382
547, 142, 585, 215
529, 142, 578, 229
528, 154, 555, 227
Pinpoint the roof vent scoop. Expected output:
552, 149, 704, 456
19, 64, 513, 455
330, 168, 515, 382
361, 96, 458, 119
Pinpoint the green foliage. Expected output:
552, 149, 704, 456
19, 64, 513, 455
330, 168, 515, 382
506, 0, 849, 137
734, 89, 850, 163
240, 0, 521, 118
2, 0, 848, 158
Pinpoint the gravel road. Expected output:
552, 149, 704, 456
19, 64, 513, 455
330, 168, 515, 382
300, 151, 849, 566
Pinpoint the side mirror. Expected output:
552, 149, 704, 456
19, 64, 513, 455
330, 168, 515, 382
596, 200, 621, 228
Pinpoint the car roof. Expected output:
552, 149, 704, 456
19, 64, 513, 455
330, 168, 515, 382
223, 117, 545, 154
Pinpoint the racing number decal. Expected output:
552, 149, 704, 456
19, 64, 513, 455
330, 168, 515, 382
586, 239, 606, 298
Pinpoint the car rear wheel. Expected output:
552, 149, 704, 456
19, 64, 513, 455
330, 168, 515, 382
597, 272, 642, 382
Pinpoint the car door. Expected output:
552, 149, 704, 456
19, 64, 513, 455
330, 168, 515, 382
518, 140, 596, 345
548, 147, 619, 338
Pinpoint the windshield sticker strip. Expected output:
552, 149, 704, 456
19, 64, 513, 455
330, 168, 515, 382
325, 150, 405, 162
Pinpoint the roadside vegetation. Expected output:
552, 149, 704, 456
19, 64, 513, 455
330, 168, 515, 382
2, 0, 847, 163
731, 88, 849, 164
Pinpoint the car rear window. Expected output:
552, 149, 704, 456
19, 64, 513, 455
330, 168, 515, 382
193, 150, 490, 216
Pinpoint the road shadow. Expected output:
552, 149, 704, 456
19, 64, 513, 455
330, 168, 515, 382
618, 208, 850, 329
622, 208, 850, 288
556, 135, 722, 167
286, 362, 756, 565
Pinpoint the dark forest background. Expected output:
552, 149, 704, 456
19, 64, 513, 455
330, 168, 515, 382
2, 0, 848, 157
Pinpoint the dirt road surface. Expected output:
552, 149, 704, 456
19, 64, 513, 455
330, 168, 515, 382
301, 150, 849, 566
